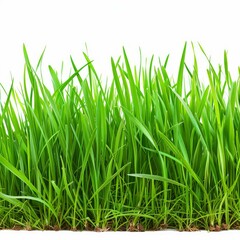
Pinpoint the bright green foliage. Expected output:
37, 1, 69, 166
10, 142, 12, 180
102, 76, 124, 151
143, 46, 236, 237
0, 43, 240, 231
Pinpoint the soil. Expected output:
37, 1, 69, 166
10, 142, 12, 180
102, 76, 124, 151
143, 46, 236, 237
1, 222, 237, 232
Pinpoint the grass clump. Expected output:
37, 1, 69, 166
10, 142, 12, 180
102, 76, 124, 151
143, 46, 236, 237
0, 43, 240, 231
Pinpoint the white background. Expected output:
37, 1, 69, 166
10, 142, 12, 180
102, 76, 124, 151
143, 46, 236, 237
1, 0, 240, 87
0, 230, 240, 240
1, 0, 240, 239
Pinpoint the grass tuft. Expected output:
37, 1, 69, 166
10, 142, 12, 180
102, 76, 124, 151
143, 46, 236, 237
0, 43, 240, 231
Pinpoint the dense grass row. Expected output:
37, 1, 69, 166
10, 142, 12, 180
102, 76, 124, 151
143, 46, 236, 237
0, 43, 240, 231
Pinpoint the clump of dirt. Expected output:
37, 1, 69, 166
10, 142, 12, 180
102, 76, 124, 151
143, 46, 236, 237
1, 220, 233, 232
127, 222, 145, 232
184, 226, 199, 232
209, 224, 229, 231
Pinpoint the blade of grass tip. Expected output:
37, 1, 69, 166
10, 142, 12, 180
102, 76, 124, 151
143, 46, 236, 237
52, 61, 93, 97
70, 56, 83, 85
177, 42, 187, 95
191, 42, 199, 77
138, 47, 142, 82
164, 54, 170, 68
118, 65, 131, 109
111, 58, 126, 108
198, 43, 221, 85
224, 50, 232, 88
208, 63, 226, 111
148, 55, 154, 82
184, 62, 193, 79
82, 53, 105, 92
23, 44, 42, 114
23, 44, 36, 85
146, 55, 154, 96
48, 65, 61, 91
197, 86, 210, 117
81, 53, 115, 121
36, 46, 46, 71
122, 47, 141, 118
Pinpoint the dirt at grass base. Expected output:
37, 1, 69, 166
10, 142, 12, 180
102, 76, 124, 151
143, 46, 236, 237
1, 222, 240, 232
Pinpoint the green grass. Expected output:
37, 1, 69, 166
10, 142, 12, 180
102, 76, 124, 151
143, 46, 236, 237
0, 43, 240, 231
